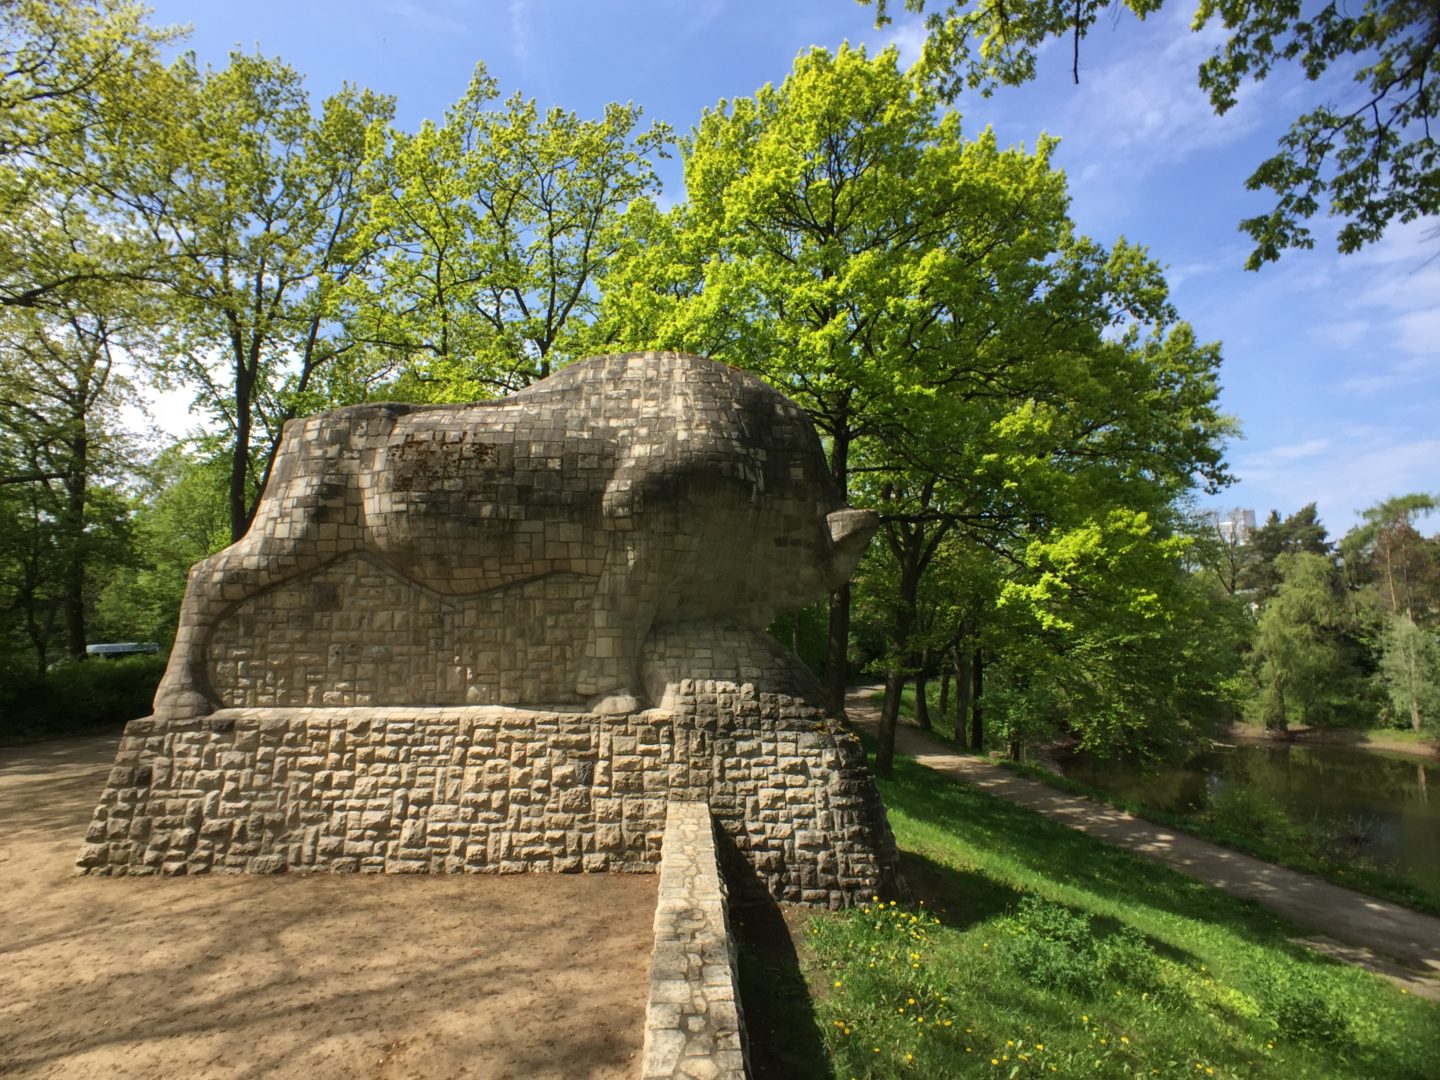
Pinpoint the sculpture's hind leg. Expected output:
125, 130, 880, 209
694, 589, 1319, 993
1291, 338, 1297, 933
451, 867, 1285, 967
574, 529, 660, 714
151, 446, 364, 720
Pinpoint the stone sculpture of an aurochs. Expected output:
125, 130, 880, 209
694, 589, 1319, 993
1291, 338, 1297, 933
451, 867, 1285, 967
79, 352, 900, 905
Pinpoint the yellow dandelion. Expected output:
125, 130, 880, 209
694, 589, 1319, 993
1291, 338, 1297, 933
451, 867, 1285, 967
1121, 1036, 1129, 1045
1081, 1014, 1089, 1024
834, 980, 843, 989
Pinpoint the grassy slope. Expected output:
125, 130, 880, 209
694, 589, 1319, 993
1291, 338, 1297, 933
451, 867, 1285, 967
876, 687, 1440, 917
745, 749, 1440, 1079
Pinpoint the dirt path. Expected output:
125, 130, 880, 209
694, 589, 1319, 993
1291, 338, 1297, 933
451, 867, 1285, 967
847, 688, 1440, 1000
0, 734, 655, 1079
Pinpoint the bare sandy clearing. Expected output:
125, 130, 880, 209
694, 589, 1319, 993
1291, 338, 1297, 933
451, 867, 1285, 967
0, 734, 654, 1079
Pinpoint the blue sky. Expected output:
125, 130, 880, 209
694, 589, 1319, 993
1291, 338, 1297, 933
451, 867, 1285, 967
141, 0, 1438, 539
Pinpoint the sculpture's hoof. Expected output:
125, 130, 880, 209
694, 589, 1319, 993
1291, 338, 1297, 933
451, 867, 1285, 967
150, 687, 215, 721
587, 689, 641, 716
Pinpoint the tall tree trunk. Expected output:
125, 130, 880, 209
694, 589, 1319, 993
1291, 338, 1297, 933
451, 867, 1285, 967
876, 668, 905, 778
938, 664, 950, 719
823, 409, 851, 713
914, 668, 931, 731
824, 583, 852, 713
62, 431, 87, 659
969, 649, 984, 751
954, 646, 971, 749
230, 355, 254, 544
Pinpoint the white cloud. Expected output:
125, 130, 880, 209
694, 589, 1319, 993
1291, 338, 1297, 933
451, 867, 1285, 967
1230, 436, 1440, 535
509, 0, 536, 67
884, 19, 926, 68
661, 0, 725, 39
1310, 318, 1368, 349
371, 0, 467, 35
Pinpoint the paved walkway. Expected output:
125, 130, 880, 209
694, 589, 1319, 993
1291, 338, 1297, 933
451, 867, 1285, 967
846, 687, 1440, 1000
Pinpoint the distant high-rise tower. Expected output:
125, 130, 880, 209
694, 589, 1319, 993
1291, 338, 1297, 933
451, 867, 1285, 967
1210, 508, 1256, 545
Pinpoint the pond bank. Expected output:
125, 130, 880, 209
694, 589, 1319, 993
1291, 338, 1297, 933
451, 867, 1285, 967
1225, 721, 1439, 761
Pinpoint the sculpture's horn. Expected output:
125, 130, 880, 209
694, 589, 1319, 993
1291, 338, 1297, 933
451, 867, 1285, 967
827, 508, 880, 588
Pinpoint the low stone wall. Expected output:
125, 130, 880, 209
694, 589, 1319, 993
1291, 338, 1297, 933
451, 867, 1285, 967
642, 800, 747, 1080
77, 701, 898, 906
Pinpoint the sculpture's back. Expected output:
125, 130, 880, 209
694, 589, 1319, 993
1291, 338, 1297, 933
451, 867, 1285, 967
79, 352, 900, 906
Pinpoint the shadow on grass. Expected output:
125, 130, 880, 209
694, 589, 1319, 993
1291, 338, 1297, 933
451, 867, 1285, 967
875, 749, 1356, 971
730, 898, 833, 1080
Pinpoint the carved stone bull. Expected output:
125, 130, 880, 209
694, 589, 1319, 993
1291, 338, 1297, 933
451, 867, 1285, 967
153, 352, 878, 719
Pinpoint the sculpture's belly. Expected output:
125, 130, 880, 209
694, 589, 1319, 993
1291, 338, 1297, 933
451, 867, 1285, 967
363, 426, 611, 594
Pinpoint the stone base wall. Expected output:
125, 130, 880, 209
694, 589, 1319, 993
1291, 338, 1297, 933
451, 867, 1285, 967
77, 699, 899, 906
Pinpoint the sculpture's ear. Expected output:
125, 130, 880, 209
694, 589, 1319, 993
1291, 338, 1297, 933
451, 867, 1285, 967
827, 509, 879, 587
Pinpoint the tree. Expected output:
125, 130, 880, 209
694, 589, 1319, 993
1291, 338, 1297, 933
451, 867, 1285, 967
1342, 493, 1438, 621
1248, 551, 1365, 730
866, 0, 1440, 266
104, 51, 394, 541
1376, 613, 1440, 733
352, 65, 670, 401
602, 44, 1162, 712
92, 444, 229, 645
0, 0, 175, 311
0, 298, 134, 662
1242, 502, 1331, 597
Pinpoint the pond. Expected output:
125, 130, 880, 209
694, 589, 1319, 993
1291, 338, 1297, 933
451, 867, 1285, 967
1060, 740, 1440, 882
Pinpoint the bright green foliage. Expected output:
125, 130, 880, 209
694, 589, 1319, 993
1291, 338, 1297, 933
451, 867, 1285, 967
866, 0, 1440, 266
603, 46, 1233, 754
101, 50, 394, 540
0, 0, 177, 311
1247, 551, 1367, 730
353, 65, 670, 401
1376, 613, 1440, 734
93, 446, 230, 646
0, 300, 135, 666
1342, 493, 1438, 620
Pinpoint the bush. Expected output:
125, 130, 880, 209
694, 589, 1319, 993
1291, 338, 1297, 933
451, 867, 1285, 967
0, 654, 165, 743
1264, 968, 1350, 1047
1001, 895, 1164, 1000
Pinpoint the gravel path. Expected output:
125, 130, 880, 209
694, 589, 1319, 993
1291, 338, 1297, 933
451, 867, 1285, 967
0, 734, 655, 1079
847, 688, 1440, 1000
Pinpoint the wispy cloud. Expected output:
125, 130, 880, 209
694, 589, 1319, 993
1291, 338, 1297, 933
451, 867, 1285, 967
660, 0, 725, 39
372, 0, 467, 35
1229, 434, 1440, 534
884, 18, 926, 68
509, 0, 536, 67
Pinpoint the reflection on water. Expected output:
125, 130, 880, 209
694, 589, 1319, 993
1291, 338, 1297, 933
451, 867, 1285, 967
1062, 742, 1440, 877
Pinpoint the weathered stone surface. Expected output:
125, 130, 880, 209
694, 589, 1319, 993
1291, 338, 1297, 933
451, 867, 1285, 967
80, 352, 902, 905
152, 351, 876, 718
76, 700, 899, 906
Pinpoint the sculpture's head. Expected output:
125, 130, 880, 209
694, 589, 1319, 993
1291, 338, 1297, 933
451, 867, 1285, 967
826, 508, 880, 590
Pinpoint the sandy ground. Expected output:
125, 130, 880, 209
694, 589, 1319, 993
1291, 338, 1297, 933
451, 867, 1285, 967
0, 734, 656, 1080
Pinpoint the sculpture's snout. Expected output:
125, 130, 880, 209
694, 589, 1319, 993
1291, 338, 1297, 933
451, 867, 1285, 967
827, 508, 880, 588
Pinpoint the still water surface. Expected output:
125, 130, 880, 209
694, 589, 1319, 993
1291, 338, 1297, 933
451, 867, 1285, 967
1061, 741, 1439, 880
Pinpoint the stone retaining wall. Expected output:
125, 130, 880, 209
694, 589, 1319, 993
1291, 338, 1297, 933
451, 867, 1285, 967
642, 800, 747, 1080
77, 702, 898, 906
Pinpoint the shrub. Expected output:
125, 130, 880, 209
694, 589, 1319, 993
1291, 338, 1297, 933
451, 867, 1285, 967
0, 654, 165, 742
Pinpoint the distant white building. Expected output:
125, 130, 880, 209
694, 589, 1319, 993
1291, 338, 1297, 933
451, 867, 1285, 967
1206, 508, 1256, 545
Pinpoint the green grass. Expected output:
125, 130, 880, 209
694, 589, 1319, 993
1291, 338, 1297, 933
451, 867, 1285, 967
989, 757, 1440, 918
870, 687, 1440, 917
779, 746, 1440, 1079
